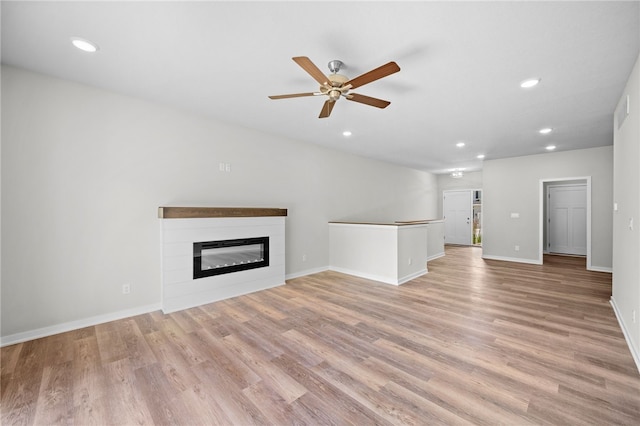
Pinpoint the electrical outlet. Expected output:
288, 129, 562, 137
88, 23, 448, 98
514, 245, 520, 252
633, 310, 637, 323
302, 254, 307, 262
408, 257, 413, 265
122, 284, 131, 294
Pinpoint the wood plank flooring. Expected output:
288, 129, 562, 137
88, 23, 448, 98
2, 246, 639, 425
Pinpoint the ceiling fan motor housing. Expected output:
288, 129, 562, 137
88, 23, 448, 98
320, 73, 350, 99
328, 89, 341, 101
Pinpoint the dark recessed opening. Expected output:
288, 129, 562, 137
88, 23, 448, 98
193, 237, 269, 279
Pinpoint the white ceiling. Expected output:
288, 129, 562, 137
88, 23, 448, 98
2, 1, 639, 174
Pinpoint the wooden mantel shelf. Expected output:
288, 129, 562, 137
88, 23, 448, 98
158, 207, 288, 219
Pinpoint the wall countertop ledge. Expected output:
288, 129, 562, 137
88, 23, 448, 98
158, 207, 288, 219
329, 219, 444, 226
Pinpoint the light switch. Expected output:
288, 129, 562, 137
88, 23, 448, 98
510, 213, 520, 219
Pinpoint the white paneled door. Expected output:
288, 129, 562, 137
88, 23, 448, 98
548, 185, 587, 255
443, 190, 472, 245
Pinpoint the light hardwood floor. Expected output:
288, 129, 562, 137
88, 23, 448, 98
2, 246, 639, 425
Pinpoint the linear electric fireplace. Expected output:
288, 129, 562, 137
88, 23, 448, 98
159, 207, 286, 314
193, 236, 269, 279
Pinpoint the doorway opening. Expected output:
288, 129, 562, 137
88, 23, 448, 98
539, 177, 591, 269
443, 189, 482, 246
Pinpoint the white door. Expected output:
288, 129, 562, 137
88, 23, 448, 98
548, 185, 587, 255
443, 190, 472, 245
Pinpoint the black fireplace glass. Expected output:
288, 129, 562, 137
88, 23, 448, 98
193, 237, 269, 279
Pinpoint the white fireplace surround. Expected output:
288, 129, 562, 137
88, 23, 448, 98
159, 207, 286, 313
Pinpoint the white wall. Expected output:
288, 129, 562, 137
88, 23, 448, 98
1, 66, 438, 339
612, 54, 640, 369
482, 146, 613, 269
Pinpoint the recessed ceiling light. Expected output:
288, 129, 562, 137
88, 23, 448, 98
477, 154, 485, 159
456, 142, 465, 148
546, 145, 556, 151
342, 130, 352, 137
71, 37, 99, 53
539, 127, 553, 134
520, 78, 540, 88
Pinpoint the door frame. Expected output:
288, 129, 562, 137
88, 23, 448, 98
538, 177, 592, 269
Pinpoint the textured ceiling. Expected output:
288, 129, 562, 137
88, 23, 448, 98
2, 1, 639, 174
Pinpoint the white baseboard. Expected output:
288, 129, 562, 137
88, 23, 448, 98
329, 266, 396, 285
483, 254, 612, 273
328, 266, 427, 286
610, 297, 640, 374
427, 252, 445, 262
398, 268, 429, 285
481, 254, 542, 265
285, 266, 329, 281
0, 303, 162, 348
588, 265, 613, 273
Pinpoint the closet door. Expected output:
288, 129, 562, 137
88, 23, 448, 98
443, 190, 472, 245
548, 185, 587, 255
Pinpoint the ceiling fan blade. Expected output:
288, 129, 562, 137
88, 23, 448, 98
345, 61, 400, 90
268, 92, 317, 100
292, 56, 331, 87
319, 100, 336, 118
346, 93, 391, 109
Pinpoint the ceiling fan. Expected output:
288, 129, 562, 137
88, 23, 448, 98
268, 56, 400, 118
